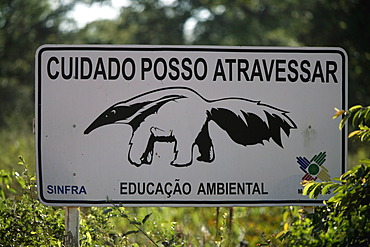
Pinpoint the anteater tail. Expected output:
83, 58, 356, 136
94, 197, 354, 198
207, 105, 297, 148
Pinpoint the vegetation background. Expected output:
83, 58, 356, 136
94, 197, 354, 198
0, 0, 369, 246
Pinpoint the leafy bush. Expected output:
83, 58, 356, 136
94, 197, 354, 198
0, 157, 65, 246
1, 157, 283, 246
276, 106, 370, 246
0, 157, 124, 246
279, 164, 369, 246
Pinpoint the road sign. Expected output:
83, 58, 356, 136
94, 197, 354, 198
36, 45, 347, 206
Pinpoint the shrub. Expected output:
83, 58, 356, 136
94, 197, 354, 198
277, 105, 370, 246
0, 157, 65, 246
279, 164, 370, 246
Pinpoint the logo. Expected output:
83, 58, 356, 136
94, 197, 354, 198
296, 151, 330, 181
84, 87, 297, 167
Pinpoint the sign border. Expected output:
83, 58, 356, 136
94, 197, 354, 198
36, 45, 347, 206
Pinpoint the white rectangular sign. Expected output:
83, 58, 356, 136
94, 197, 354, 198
36, 45, 347, 206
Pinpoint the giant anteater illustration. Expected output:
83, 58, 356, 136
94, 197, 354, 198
84, 87, 297, 167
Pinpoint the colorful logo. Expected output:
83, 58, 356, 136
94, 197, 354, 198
296, 152, 330, 181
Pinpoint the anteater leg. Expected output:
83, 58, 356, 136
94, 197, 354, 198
194, 122, 215, 163
140, 134, 155, 165
170, 137, 194, 167
128, 128, 153, 167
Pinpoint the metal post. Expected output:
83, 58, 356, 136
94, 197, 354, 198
65, 207, 80, 247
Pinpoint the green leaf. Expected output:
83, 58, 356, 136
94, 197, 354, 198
86, 232, 92, 244
352, 109, 363, 127
365, 108, 370, 123
130, 220, 142, 225
123, 230, 139, 237
142, 213, 152, 224
17, 177, 26, 189
282, 211, 290, 222
309, 183, 321, 199
276, 230, 289, 239
364, 107, 370, 119
359, 159, 370, 165
333, 185, 343, 194
0, 190, 5, 199
349, 105, 363, 111
360, 131, 370, 142
302, 181, 316, 195
103, 208, 113, 214
8, 188, 17, 194
339, 115, 350, 130
321, 183, 334, 195
327, 195, 338, 204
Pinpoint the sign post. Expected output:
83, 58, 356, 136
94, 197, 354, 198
65, 207, 80, 247
35, 45, 347, 207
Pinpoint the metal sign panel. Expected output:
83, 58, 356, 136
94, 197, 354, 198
35, 45, 347, 206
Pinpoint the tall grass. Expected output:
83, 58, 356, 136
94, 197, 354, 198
0, 116, 35, 173
93, 206, 285, 246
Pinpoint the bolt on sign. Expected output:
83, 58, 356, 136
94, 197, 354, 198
35, 45, 347, 206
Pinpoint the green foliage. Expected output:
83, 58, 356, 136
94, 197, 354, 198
77, 0, 192, 45
79, 207, 124, 246
0, 125, 35, 173
334, 105, 370, 141
0, 169, 16, 201
0, 157, 65, 246
278, 164, 370, 247
96, 206, 285, 246
0, 157, 120, 246
0, 157, 285, 246
0, 0, 109, 128
298, 0, 370, 106
0, 0, 57, 127
191, 0, 307, 46
275, 106, 370, 246
73, 0, 370, 107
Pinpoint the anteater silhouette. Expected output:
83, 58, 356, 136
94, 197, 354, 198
84, 87, 297, 167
